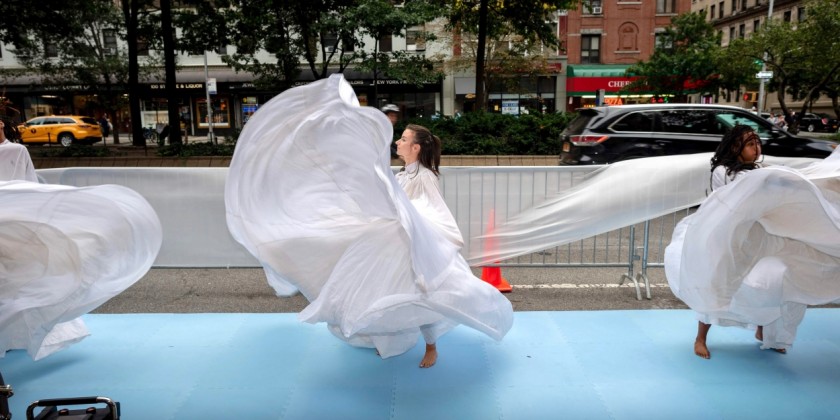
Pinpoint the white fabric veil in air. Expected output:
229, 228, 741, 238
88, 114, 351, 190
467, 152, 818, 266
225, 74, 512, 358
0, 181, 162, 360
665, 149, 840, 350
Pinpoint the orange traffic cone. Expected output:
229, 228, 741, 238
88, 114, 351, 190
480, 208, 512, 293
481, 265, 512, 293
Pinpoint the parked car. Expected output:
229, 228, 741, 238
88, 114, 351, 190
798, 112, 840, 133
17, 115, 103, 147
560, 104, 837, 165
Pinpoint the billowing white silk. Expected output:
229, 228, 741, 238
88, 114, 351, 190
225, 74, 512, 358
0, 181, 162, 360
666, 149, 840, 350
468, 152, 819, 265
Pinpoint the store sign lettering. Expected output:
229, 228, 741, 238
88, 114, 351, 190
567, 76, 640, 92
150, 83, 204, 89
607, 80, 631, 88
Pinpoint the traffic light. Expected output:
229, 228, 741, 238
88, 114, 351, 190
743, 91, 757, 102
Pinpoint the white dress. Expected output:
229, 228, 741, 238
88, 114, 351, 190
666, 152, 840, 350
0, 181, 162, 360
0, 139, 37, 182
225, 74, 513, 358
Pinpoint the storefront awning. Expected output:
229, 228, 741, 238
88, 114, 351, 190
566, 65, 631, 77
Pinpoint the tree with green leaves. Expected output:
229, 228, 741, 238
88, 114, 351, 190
721, 0, 840, 129
9, 0, 163, 146
444, 0, 570, 111
623, 11, 736, 101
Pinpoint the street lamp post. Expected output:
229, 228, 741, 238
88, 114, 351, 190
757, 0, 775, 112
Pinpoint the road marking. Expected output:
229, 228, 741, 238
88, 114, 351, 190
513, 283, 670, 289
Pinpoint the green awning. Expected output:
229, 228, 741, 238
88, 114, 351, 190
566, 65, 632, 77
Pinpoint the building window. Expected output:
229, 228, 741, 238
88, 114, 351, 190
783, 10, 791, 22
710, 5, 716, 20
103, 30, 117, 56
718, 2, 724, 18
580, 35, 600, 64
655, 32, 672, 50
739, 24, 745, 39
44, 41, 58, 58
406, 29, 425, 51
656, 0, 676, 14
137, 37, 149, 56
729, 27, 735, 43
797, 7, 806, 22
379, 34, 392, 52
583, 0, 602, 15
753, 19, 760, 33
731, 0, 736, 13
741, 0, 747, 11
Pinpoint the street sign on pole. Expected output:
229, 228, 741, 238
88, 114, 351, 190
756, 71, 773, 79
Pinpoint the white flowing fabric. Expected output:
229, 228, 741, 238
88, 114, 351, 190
225, 74, 512, 358
0, 181, 162, 360
665, 149, 840, 351
0, 139, 37, 182
468, 152, 819, 265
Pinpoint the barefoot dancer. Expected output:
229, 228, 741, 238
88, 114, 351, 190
225, 75, 513, 368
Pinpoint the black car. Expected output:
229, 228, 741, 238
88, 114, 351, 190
560, 104, 837, 165
798, 112, 840, 133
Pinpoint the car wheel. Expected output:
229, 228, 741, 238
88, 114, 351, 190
58, 133, 74, 147
807, 124, 816, 132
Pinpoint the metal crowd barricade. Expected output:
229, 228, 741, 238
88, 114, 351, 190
37, 166, 694, 300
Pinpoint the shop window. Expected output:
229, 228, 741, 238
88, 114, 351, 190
580, 35, 600, 64
656, 0, 676, 14
196, 96, 230, 128
618, 23, 638, 51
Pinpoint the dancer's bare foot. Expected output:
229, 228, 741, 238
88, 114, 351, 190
755, 326, 786, 353
695, 321, 712, 359
419, 343, 437, 368
694, 339, 711, 359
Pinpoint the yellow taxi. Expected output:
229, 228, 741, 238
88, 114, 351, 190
18, 115, 103, 147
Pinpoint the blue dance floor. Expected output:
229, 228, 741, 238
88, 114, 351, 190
2, 310, 839, 419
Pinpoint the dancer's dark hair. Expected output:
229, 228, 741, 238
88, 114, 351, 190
710, 124, 762, 179
404, 124, 441, 177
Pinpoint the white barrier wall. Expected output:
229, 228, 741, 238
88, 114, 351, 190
38, 166, 601, 267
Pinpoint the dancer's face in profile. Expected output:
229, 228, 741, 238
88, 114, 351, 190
737, 131, 761, 163
396, 129, 420, 163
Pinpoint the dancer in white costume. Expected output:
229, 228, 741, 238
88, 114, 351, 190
0, 119, 36, 182
225, 74, 513, 367
665, 126, 840, 358
0, 182, 162, 360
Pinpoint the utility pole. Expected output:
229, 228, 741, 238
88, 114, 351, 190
756, 0, 775, 112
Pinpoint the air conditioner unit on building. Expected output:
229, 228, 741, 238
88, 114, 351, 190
325, 45, 335, 53
592, 6, 603, 14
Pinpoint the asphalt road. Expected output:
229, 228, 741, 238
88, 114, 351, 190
92, 266, 688, 314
